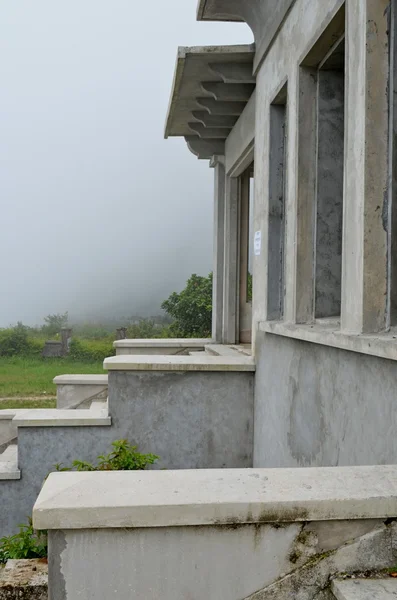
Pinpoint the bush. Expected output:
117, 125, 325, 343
69, 338, 115, 362
0, 324, 29, 357
55, 439, 158, 472
0, 519, 47, 563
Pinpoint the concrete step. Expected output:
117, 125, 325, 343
188, 351, 206, 356
0, 444, 19, 480
332, 578, 397, 600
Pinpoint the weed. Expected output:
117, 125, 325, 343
0, 519, 47, 563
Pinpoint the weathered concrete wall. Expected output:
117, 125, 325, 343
251, 0, 345, 335
35, 465, 397, 599
108, 371, 254, 470
0, 371, 253, 537
253, 331, 397, 468
47, 519, 395, 600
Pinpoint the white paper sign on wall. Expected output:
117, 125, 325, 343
254, 231, 261, 256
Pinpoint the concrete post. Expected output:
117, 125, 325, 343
222, 175, 239, 344
341, 0, 389, 333
60, 328, 72, 355
210, 155, 226, 343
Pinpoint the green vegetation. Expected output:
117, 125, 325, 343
55, 439, 158, 472
0, 357, 103, 399
0, 272, 214, 404
0, 519, 47, 563
0, 440, 159, 563
161, 273, 212, 338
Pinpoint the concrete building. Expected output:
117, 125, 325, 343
2, 0, 397, 547
165, 0, 397, 468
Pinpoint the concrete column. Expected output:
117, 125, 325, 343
341, 0, 389, 333
210, 156, 226, 342
223, 175, 239, 344
60, 328, 72, 355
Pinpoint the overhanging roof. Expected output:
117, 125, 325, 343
197, 0, 244, 22
165, 45, 255, 159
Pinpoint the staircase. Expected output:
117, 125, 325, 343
332, 578, 397, 599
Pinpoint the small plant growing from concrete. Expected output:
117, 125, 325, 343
54, 439, 159, 472
0, 519, 47, 564
0, 441, 158, 563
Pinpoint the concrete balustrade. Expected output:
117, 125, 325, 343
53, 374, 108, 409
113, 338, 213, 355
34, 466, 397, 600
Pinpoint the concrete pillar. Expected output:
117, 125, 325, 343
210, 156, 226, 343
341, 0, 389, 333
60, 328, 72, 355
223, 175, 239, 344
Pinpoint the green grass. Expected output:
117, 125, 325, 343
0, 398, 57, 409
0, 356, 105, 400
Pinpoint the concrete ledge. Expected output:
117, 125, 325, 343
0, 445, 19, 480
113, 338, 213, 356
205, 344, 252, 357
114, 338, 212, 349
260, 320, 397, 362
53, 374, 108, 385
104, 355, 255, 372
13, 409, 111, 427
33, 465, 397, 530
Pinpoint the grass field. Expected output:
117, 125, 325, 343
0, 357, 105, 407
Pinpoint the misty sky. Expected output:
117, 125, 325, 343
0, 1, 251, 327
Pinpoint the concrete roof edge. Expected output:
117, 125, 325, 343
196, 0, 244, 23
164, 47, 187, 139
164, 43, 255, 139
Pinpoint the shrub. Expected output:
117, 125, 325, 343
0, 519, 47, 563
69, 338, 115, 362
55, 439, 158, 472
0, 324, 29, 357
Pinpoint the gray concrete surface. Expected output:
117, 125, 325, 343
315, 67, 344, 318
45, 518, 395, 600
253, 330, 397, 468
0, 369, 253, 537
332, 578, 397, 600
107, 371, 254, 470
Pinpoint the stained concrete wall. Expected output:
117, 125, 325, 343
107, 371, 254, 470
0, 370, 253, 537
47, 520, 395, 600
253, 330, 397, 468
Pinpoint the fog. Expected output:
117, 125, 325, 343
0, 1, 252, 327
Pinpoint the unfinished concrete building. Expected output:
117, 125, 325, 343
2, 0, 397, 551
165, 0, 397, 468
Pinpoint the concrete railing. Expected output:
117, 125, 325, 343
53, 374, 108, 409
113, 337, 213, 355
34, 465, 397, 600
